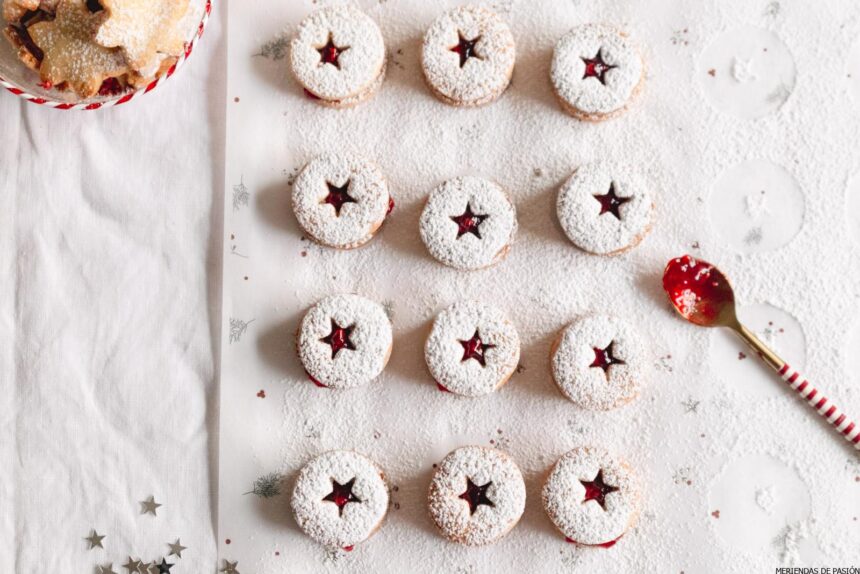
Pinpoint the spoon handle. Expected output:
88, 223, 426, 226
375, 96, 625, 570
734, 324, 860, 451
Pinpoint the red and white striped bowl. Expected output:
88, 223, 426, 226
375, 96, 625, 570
0, 0, 212, 110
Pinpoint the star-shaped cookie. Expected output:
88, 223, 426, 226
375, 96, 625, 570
94, 0, 189, 70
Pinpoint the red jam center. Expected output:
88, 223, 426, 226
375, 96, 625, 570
450, 32, 483, 68
459, 330, 495, 367
458, 478, 495, 514
322, 478, 361, 517
592, 183, 631, 220
589, 341, 625, 376
450, 204, 488, 239
317, 34, 348, 69
662, 255, 734, 326
320, 319, 356, 359
323, 180, 357, 217
580, 469, 619, 511
581, 49, 617, 85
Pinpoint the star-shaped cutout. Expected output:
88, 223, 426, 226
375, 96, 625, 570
122, 557, 143, 573
322, 477, 362, 517
459, 330, 496, 367
140, 496, 162, 516
97, 565, 117, 574
458, 478, 495, 514
220, 561, 240, 574
317, 33, 349, 69
579, 469, 619, 511
322, 180, 357, 217
581, 49, 617, 85
590, 340, 626, 376
85, 529, 106, 549
592, 183, 632, 220
167, 538, 187, 558
450, 31, 483, 68
155, 558, 174, 573
320, 319, 357, 359
450, 203, 488, 239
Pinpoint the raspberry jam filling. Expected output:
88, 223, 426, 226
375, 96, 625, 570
306, 371, 328, 388
458, 478, 494, 514
592, 183, 631, 220
322, 477, 361, 517
589, 341, 625, 376
320, 319, 356, 359
450, 204, 488, 239
450, 32, 483, 68
317, 34, 349, 69
581, 49, 616, 85
662, 255, 734, 326
98, 77, 124, 96
387, 197, 395, 215
436, 382, 451, 393
323, 180, 357, 217
459, 330, 495, 367
580, 469, 619, 511
565, 536, 621, 549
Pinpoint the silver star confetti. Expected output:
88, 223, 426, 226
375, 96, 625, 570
122, 557, 143, 573
681, 397, 700, 413
140, 496, 162, 516
85, 530, 106, 549
97, 565, 117, 574
221, 560, 240, 573
167, 538, 187, 558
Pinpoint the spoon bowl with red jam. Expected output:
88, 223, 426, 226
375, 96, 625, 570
662, 255, 860, 451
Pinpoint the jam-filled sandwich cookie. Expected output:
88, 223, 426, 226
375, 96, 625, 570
551, 314, 647, 410
556, 161, 653, 256
421, 5, 516, 107
419, 176, 517, 270
290, 5, 386, 108
292, 153, 394, 249
551, 24, 644, 122
425, 300, 520, 397
297, 294, 393, 390
428, 446, 526, 546
542, 446, 640, 548
291, 450, 389, 551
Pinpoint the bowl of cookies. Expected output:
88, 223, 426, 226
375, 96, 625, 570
0, 0, 211, 110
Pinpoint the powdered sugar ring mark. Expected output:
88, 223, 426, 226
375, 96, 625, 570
290, 5, 385, 102
556, 161, 653, 255
551, 314, 647, 410
551, 24, 644, 121
428, 446, 526, 546
291, 450, 389, 549
421, 5, 515, 107
542, 446, 640, 546
425, 300, 520, 397
292, 153, 391, 249
419, 176, 517, 270
297, 294, 393, 390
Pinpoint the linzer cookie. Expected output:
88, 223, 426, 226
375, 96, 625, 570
542, 446, 640, 548
291, 450, 389, 551
551, 24, 644, 121
425, 300, 520, 397
556, 161, 653, 255
290, 5, 386, 108
419, 176, 517, 271
292, 153, 394, 249
551, 314, 647, 410
421, 5, 515, 107
297, 294, 393, 390
428, 446, 525, 546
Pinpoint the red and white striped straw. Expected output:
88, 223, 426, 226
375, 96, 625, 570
778, 363, 860, 450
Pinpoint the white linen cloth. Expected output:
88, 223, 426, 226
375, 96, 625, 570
0, 8, 225, 572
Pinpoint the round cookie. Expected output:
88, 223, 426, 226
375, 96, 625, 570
428, 446, 526, 546
421, 5, 516, 107
551, 314, 647, 410
290, 5, 386, 107
550, 24, 644, 121
297, 294, 393, 389
425, 300, 521, 397
291, 450, 389, 550
542, 446, 640, 547
419, 176, 518, 270
556, 161, 653, 255
292, 153, 394, 249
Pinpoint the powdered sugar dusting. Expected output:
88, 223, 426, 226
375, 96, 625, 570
291, 450, 389, 549
542, 446, 640, 546
297, 294, 393, 389
425, 300, 520, 397
551, 314, 647, 410
421, 5, 515, 106
428, 446, 526, 546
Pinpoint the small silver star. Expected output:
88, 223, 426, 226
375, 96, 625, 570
140, 495, 162, 516
97, 565, 117, 574
167, 538, 187, 558
122, 557, 143, 573
221, 560, 240, 573
140, 562, 157, 574
85, 530, 106, 549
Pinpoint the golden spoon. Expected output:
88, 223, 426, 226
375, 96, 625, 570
662, 255, 860, 451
